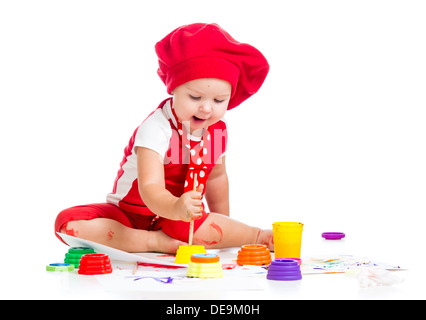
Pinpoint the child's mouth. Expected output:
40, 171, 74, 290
192, 116, 207, 123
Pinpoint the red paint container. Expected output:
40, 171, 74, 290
78, 254, 112, 275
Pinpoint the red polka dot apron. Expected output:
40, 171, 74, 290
170, 106, 210, 195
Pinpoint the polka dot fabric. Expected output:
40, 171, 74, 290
171, 106, 210, 194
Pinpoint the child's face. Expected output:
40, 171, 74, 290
172, 78, 232, 134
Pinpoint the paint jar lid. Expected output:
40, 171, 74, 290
191, 253, 220, 263
49, 263, 70, 266
68, 247, 95, 254
322, 232, 345, 240
46, 263, 75, 272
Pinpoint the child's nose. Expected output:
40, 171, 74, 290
199, 102, 212, 113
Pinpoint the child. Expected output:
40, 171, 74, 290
55, 23, 273, 254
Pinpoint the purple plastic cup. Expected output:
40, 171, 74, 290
267, 259, 302, 281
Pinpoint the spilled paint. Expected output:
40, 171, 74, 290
222, 264, 239, 270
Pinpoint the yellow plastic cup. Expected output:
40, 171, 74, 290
272, 222, 304, 259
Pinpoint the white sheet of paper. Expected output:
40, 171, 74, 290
95, 262, 266, 292
56, 232, 183, 267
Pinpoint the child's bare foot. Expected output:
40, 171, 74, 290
256, 229, 274, 251
147, 230, 186, 254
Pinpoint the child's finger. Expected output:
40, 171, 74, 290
191, 198, 202, 206
187, 190, 202, 200
196, 183, 204, 194
191, 209, 203, 220
184, 207, 202, 222
191, 203, 203, 213
191, 202, 203, 217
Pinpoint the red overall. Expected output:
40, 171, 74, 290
55, 98, 227, 243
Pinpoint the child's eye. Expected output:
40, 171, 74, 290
214, 99, 224, 103
189, 95, 201, 100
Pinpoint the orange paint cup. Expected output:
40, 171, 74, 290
272, 222, 304, 259
236, 244, 271, 266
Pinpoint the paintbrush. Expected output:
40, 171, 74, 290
132, 262, 139, 275
188, 173, 198, 246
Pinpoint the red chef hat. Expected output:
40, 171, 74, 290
155, 23, 269, 110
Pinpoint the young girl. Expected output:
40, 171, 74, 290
55, 23, 272, 254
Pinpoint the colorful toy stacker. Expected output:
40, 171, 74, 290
267, 259, 302, 281
236, 244, 271, 266
78, 254, 113, 275
186, 253, 223, 278
64, 247, 96, 268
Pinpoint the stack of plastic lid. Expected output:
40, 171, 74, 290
46, 262, 75, 272
175, 245, 206, 264
267, 259, 302, 281
186, 253, 223, 278
64, 247, 96, 268
236, 244, 271, 266
78, 254, 112, 275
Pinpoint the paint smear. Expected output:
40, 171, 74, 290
62, 222, 79, 237
137, 262, 184, 269
210, 222, 223, 238
257, 230, 274, 248
261, 234, 274, 247
107, 229, 114, 241
193, 222, 224, 246
194, 238, 218, 245
131, 276, 175, 284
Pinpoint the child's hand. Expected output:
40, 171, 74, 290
173, 184, 204, 222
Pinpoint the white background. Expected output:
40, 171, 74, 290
1, 0, 425, 299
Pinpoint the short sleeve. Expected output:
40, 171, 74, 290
134, 108, 172, 158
